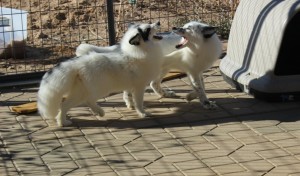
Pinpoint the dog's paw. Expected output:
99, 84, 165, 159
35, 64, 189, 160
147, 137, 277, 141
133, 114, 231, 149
58, 119, 72, 127
125, 102, 135, 110
138, 111, 152, 118
203, 100, 218, 110
95, 109, 105, 117
91, 107, 105, 117
163, 90, 177, 98
186, 92, 197, 102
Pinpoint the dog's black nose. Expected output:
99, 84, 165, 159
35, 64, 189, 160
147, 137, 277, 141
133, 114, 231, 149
172, 27, 178, 30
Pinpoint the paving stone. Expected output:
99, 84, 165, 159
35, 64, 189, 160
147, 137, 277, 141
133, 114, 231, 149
273, 138, 300, 148
278, 121, 300, 131
137, 128, 167, 135
59, 136, 90, 145
178, 135, 210, 145
29, 131, 58, 142
42, 151, 73, 163
234, 135, 269, 145
145, 160, 179, 175
230, 151, 263, 163
196, 149, 232, 159
290, 130, 300, 138
173, 159, 206, 171
188, 142, 216, 152
253, 126, 284, 135
264, 132, 295, 141
265, 163, 300, 175
151, 139, 183, 149
16, 162, 49, 173
212, 163, 246, 175
0, 161, 19, 175
268, 156, 300, 166
69, 149, 100, 160
285, 145, 300, 155
202, 156, 235, 167
125, 140, 156, 152
59, 166, 115, 176
240, 159, 274, 174
229, 129, 260, 138
117, 168, 150, 176
257, 148, 290, 159
181, 167, 216, 176
142, 133, 175, 143
203, 130, 234, 142
48, 161, 78, 175
157, 146, 190, 156
222, 171, 266, 176
130, 118, 161, 128
131, 149, 163, 162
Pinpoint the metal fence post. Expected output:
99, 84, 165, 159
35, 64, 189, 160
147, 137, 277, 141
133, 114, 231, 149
106, 0, 116, 45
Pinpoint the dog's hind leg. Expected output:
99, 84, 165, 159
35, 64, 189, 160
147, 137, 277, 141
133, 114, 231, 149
186, 74, 217, 109
123, 90, 134, 109
57, 87, 85, 126
86, 100, 105, 117
132, 87, 150, 118
151, 69, 176, 98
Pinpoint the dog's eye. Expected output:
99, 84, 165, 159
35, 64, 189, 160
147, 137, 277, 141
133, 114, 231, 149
185, 27, 191, 31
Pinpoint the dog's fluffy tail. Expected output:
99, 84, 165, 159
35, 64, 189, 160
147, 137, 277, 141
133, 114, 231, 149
37, 60, 77, 120
76, 43, 119, 56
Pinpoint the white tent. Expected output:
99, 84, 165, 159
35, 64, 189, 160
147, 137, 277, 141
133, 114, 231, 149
220, 0, 300, 101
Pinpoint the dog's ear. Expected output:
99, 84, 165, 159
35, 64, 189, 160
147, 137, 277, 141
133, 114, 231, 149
202, 26, 217, 38
129, 33, 141, 45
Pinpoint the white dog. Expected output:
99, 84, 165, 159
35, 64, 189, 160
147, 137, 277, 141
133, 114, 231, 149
76, 21, 222, 109
151, 21, 222, 109
37, 22, 163, 126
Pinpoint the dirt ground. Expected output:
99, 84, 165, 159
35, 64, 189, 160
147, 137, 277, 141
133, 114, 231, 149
0, 0, 237, 75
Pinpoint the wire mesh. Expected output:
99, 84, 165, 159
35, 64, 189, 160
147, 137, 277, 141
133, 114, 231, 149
0, 0, 239, 79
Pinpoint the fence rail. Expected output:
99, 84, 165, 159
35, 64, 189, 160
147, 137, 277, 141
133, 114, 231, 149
0, 0, 239, 87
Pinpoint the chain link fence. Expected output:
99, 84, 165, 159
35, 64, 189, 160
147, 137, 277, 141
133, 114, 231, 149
0, 0, 239, 87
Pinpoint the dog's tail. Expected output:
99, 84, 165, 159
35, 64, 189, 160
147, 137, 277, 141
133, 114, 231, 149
37, 60, 78, 120
76, 43, 119, 56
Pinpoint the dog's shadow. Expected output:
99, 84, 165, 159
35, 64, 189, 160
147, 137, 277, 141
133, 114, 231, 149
68, 94, 300, 129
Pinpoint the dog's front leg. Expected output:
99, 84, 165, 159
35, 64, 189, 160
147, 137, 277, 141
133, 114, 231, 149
132, 88, 151, 118
150, 69, 176, 98
187, 74, 217, 109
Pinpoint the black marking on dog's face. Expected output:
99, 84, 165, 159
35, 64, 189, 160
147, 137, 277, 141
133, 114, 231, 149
153, 35, 163, 40
138, 27, 151, 41
172, 27, 186, 35
129, 33, 141, 45
202, 26, 217, 38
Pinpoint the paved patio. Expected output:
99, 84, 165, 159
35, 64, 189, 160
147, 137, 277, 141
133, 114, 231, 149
1, 62, 300, 176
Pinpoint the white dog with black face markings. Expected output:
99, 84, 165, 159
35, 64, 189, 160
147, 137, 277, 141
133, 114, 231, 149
77, 21, 222, 109
150, 21, 222, 109
37, 22, 163, 126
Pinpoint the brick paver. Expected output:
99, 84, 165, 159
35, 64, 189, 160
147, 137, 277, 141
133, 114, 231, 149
1, 65, 300, 175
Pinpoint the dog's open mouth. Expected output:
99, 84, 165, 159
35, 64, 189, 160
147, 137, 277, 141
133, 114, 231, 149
175, 36, 188, 49
153, 35, 163, 40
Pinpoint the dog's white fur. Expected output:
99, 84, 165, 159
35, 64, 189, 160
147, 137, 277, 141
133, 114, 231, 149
150, 21, 222, 109
37, 22, 163, 126
76, 21, 222, 109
